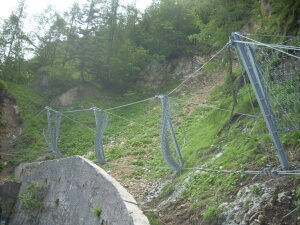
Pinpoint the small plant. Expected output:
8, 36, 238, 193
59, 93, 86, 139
92, 205, 102, 218
54, 197, 59, 205
0, 118, 7, 126
202, 205, 219, 221
19, 181, 49, 211
295, 186, 300, 206
243, 198, 253, 212
130, 159, 144, 166
147, 211, 162, 225
7, 177, 22, 183
250, 186, 261, 196
0, 79, 7, 91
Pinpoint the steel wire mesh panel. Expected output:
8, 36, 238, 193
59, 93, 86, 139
94, 109, 108, 164
46, 108, 62, 157
251, 40, 300, 133
160, 96, 184, 173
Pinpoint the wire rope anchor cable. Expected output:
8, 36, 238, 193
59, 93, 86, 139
92, 107, 107, 164
158, 95, 184, 173
45, 106, 63, 158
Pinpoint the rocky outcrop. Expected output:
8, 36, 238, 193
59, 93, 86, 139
51, 85, 100, 106
9, 156, 149, 225
0, 180, 21, 216
219, 180, 300, 225
0, 89, 23, 178
137, 56, 204, 89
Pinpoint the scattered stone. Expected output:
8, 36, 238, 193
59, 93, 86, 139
235, 212, 244, 223
249, 212, 259, 222
218, 202, 229, 210
277, 192, 291, 204
220, 183, 271, 225
13, 105, 19, 115
250, 219, 261, 225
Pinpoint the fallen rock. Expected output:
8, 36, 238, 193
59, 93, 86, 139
277, 192, 291, 204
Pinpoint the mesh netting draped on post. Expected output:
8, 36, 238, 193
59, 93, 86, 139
93, 108, 108, 164
46, 107, 62, 157
251, 41, 300, 133
159, 95, 184, 173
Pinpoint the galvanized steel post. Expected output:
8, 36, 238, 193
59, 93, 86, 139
232, 32, 289, 169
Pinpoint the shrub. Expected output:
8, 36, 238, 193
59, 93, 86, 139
92, 205, 102, 218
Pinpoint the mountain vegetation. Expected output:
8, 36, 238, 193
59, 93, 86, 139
1, 0, 299, 92
0, 0, 299, 224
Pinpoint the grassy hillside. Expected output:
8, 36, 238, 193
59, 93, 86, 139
6, 43, 300, 223
1, 0, 299, 224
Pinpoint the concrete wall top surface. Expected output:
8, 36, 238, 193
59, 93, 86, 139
9, 156, 149, 225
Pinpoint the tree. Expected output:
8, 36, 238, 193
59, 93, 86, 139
0, 0, 30, 82
62, 3, 81, 67
189, 0, 252, 53
76, 0, 103, 83
139, 0, 196, 58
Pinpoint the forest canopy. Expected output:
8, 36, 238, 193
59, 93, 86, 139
0, 0, 299, 92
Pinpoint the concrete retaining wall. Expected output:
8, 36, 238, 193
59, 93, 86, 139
9, 156, 149, 225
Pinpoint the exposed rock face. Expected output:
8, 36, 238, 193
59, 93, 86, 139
219, 180, 299, 225
137, 56, 204, 89
51, 85, 100, 106
259, 0, 271, 17
9, 156, 149, 225
0, 90, 23, 178
0, 180, 21, 215
220, 183, 272, 225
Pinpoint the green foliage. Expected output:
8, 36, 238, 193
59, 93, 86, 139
140, 0, 197, 58
296, 186, 300, 198
250, 186, 262, 196
0, 79, 7, 91
54, 197, 59, 205
19, 181, 49, 211
282, 131, 300, 147
130, 159, 144, 166
6, 83, 48, 164
1, 0, 299, 90
190, 0, 252, 53
0, 118, 6, 126
92, 205, 102, 219
295, 186, 300, 206
147, 211, 162, 225
7, 177, 22, 183
202, 205, 219, 221
36, 66, 78, 99
159, 183, 175, 199
104, 40, 150, 89
1, 1, 299, 222
243, 198, 253, 212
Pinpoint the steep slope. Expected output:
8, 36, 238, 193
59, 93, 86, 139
5, 47, 300, 224
0, 84, 22, 178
